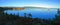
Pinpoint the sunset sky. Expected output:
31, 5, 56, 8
0, 0, 60, 8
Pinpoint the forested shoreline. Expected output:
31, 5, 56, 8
0, 7, 60, 25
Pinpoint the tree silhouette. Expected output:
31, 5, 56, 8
24, 13, 27, 18
27, 13, 32, 18
53, 8, 60, 25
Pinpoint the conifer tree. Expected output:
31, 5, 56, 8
53, 8, 60, 25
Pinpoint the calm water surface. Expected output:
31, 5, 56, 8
4, 8, 58, 19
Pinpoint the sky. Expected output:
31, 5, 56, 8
0, 0, 60, 8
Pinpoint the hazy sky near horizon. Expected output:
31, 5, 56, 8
0, 0, 60, 8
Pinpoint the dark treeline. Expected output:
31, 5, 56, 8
0, 7, 60, 25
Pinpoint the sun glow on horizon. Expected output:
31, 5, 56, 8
0, 5, 59, 8
24, 5, 52, 8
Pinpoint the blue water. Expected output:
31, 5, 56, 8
4, 8, 58, 19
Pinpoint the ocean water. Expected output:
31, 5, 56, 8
4, 8, 58, 19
